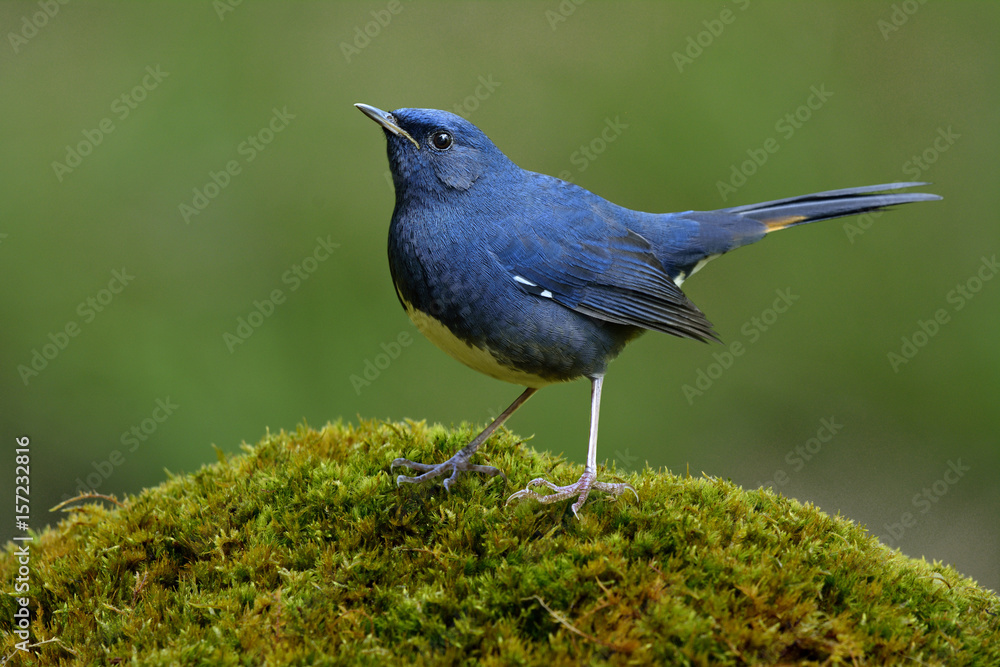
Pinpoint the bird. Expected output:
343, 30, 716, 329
355, 103, 941, 517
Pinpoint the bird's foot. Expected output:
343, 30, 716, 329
506, 468, 637, 517
392, 451, 505, 492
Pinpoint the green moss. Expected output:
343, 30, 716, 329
2, 420, 998, 665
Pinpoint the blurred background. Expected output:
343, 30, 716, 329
1, 2, 997, 590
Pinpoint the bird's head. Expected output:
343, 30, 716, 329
355, 104, 512, 196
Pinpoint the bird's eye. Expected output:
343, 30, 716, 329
431, 131, 453, 150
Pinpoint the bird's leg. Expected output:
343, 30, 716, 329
507, 375, 637, 517
392, 386, 538, 491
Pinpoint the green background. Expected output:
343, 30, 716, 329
2, 2, 997, 591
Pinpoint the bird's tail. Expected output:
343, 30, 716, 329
722, 182, 941, 232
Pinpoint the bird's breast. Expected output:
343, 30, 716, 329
387, 203, 636, 384
400, 296, 558, 388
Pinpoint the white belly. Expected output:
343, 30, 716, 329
404, 302, 556, 388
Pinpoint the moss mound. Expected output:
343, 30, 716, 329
2, 420, 997, 665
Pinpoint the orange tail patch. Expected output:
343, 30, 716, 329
764, 215, 809, 232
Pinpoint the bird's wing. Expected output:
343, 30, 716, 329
491, 200, 718, 342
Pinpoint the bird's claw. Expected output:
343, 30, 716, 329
506, 468, 637, 517
392, 454, 505, 491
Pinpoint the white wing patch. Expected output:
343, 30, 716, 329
513, 275, 553, 299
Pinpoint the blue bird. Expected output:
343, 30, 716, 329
356, 103, 940, 516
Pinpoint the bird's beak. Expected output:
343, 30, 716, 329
355, 103, 420, 149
